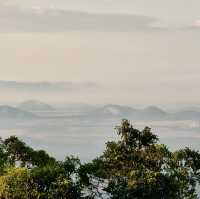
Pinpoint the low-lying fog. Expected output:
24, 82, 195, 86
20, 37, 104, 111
1, 111, 200, 162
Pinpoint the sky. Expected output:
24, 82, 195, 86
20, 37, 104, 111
0, 1, 200, 107
3, 0, 200, 28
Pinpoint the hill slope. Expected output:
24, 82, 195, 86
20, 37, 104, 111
0, 106, 37, 119
18, 100, 54, 111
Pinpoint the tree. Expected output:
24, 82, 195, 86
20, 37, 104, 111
0, 167, 33, 199
3, 136, 56, 167
0, 138, 8, 174
30, 161, 81, 199
0, 121, 200, 198
82, 119, 200, 199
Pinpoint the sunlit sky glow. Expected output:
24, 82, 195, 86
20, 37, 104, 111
0, 1, 200, 107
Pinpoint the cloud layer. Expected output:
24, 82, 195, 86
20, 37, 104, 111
0, 4, 157, 32
0, 80, 98, 92
1, 1, 200, 31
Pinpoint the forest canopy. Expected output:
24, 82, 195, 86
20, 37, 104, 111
0, 119, 199, 199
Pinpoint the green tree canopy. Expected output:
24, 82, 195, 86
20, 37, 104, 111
0, 120, 200, 199
4, 136, 56, 167
81, 119, 200, 199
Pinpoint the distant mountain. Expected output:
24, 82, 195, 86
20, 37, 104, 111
5, 101, 200, 121
89, 104, 137, 118
0, 106, 37, 119
86, 105, 168, 121
139, 106, 168, 120
143, 106, 167, 115
18, 100, 54, 111
102, 104, 137, 116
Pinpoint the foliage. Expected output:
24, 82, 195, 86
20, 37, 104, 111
4, 136, 56, 167
0, 167, 32, 199
82, 119, 200, 199
0, 137, 82, 198
0, 120, 199, 198
30, 162, 81, 198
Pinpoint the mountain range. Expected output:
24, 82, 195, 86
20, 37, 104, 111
0, 105, 36, 119
0, 101, 200, 121
18, 100, 54, 112
86, 104, 200, 121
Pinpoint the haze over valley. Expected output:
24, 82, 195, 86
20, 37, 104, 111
0, 99, 199, 161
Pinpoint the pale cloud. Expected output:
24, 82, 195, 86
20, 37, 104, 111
0, 4, 157, 32
0, 81, 98, 92
3, 0, 200, 29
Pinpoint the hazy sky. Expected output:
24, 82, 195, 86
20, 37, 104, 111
0, 1, 200, 107
3, 0, 200, 27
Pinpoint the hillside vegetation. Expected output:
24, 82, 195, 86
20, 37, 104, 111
0, 120, 199, 198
